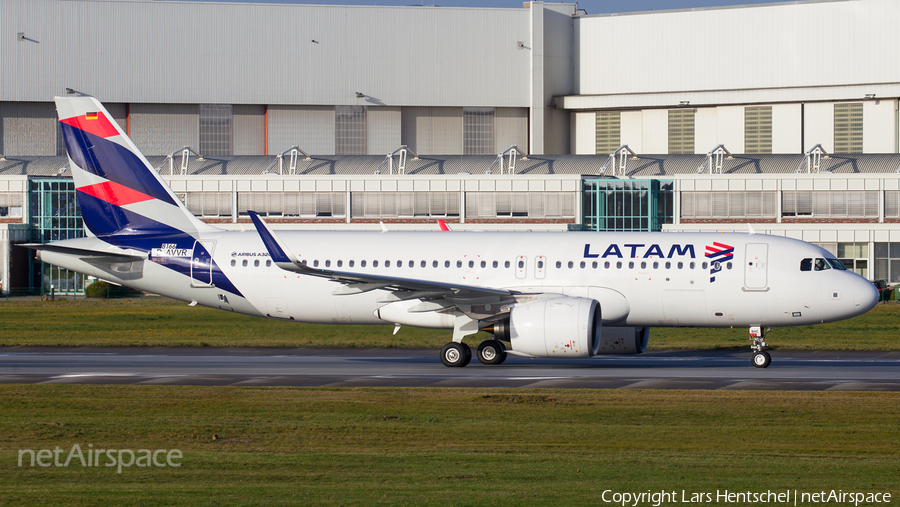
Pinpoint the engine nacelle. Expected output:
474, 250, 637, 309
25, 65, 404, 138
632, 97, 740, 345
595, 326, 649, 355
501, 297, 601, 358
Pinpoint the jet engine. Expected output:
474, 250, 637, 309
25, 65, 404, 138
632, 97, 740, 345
492, 297, 601, 358
594, 326, 649, 355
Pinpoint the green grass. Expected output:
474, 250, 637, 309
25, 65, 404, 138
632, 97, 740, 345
1, 386, 898, 505
1, 298, 899, 350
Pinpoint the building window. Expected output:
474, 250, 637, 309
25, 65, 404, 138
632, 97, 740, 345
465, 192, 575, 219
0, 192, 23, 218
199, 104, 233, 156
335, 105, 367, 155
351, 192, 459, 218
595, 112, 621, 155
668, 109, 695, 154
184, 192, 232, 218
874, 243, 900, 284
463, 107, 494, 155
582, 179, 673, 232
681, 191, 777, 219
834, 103, 863, 154
30, 179, 86, 294
238, 192, 345, 218
833, 242, 868, 278
782, 191, 878, 218
744, 106, 772, 154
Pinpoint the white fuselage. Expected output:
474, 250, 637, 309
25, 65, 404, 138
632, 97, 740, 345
40, 231, 878, 330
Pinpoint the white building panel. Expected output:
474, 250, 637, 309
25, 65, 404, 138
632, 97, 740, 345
621, 111, 643, 154
641, 110, 668, 154
772, 104, 802, 154
863, 99, 898, 153
803, 103, 834, 153
573, 112, 595, 154
695, 108, 719, 155
716, 106, 744, 154
367, 107, 401, 156
574, 0, 900, 99
268, 106, 335, 156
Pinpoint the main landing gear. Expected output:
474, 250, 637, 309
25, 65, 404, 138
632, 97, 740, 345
750, 326, 771, 368
440, 339, 507, 367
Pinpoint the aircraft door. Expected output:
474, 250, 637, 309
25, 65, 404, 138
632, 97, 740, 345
744, 243, 768, 290
515, 256, 527, 279
191, 241, 216, 287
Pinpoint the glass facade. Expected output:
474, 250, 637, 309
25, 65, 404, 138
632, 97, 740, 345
30, 179, 86, 294
582, 179, 673, 232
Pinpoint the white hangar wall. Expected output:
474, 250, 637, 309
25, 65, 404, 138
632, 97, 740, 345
566, 0, 900, 156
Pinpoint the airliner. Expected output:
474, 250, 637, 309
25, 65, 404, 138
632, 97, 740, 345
30, 95, 879, 368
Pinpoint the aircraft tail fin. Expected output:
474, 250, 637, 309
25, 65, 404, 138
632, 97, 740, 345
54, 94, 216, 246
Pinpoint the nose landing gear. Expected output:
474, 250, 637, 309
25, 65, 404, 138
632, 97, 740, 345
750, 326, 771, 368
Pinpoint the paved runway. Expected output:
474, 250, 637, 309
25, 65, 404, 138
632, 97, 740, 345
1, 347, 900, 391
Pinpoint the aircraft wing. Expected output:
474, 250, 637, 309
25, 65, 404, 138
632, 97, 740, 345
248, 211, 515, 304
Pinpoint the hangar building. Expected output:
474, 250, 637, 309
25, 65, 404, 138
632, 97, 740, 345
1, 0, 899, 294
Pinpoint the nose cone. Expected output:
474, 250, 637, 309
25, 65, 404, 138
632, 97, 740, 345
853, 276, 880, 315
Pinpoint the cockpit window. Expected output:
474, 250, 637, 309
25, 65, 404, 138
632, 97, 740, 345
827, 258, 848, 270
814, 258, 830, 271
800, 258, 812, 271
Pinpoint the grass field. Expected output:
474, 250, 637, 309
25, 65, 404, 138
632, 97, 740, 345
1, 385, 898, 506
0, 298, 898, 350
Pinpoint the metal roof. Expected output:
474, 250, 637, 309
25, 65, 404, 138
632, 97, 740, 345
2, 154, 900, 178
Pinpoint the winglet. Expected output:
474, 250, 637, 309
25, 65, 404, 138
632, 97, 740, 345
247, 210, 302, 269
437, 219, 452, 232
747, 223, 756, 235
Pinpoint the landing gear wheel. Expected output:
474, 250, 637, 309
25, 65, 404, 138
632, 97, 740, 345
440, 342, 472, 367
752, 350, 771, 368
476, 340, 508, 365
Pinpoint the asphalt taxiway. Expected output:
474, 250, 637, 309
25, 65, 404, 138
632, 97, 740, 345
1, 347, 900, 390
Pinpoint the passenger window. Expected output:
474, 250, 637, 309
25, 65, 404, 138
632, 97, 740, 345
242, 260, 248, 267
373, 260, 379, 267
580, 261, 586, 268
445, 260, 450, 268
702, 262, 708, 269
640, 261, 647, 269
457, 261, 463, 268
301, 260, 308, 266
433, 261, 438, 268
556, 261, 562, 268
468, 260, 475, 268
592, 261, 598, 269
726, 262, 732, 270
313, 260, 319, 267
493, 261, 498, 268
231, 259, 236, 267
518, 260, 524, 269
266, 260, 271, 267
676, 262, 682, 269
361, 260, 367, 268
349, 260, 355, 267
616, 261, 622, 269
664, 261, 670, 269
689, 262, 695, 269
604, 261, 610, 269
628, 261, 634, 269
325, 260, 331, 268
814, 258, 830, 271
653, 261, 659, 269
398, 260, 403, 267
480, 260, 486, 268
505, 261, 511, 268
254, 259, 260, 267
337, 260, 342, 268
